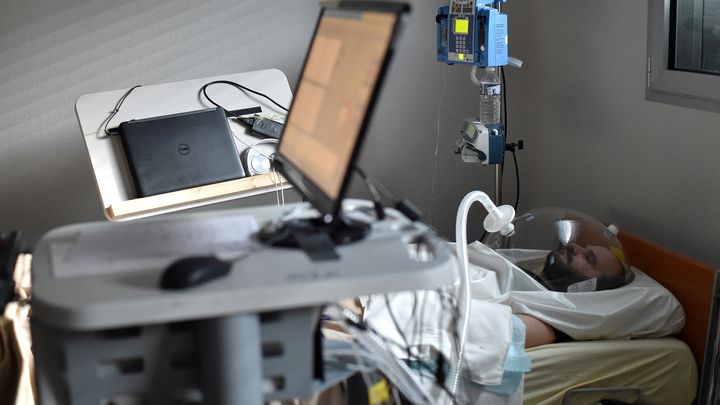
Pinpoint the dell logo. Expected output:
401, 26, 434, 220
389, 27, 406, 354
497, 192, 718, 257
178, 143, 190, 155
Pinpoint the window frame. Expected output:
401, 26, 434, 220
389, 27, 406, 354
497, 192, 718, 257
647, 0, 720, 113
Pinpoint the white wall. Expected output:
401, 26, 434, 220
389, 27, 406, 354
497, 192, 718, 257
0, 1, 494, 246
0, 0, 317, 245
505, 0, 720, 265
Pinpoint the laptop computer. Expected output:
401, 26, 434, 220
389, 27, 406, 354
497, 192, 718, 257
119, 107, 246, 197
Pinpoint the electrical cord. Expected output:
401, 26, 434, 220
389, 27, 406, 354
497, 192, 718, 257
229, 129, 278, 164
270, 166, 286, 207
500, 66, 522, 211
344, 170, 470, 402
501, 67, 508, 143
382, 292, 461, 398
241, 137, 284, 206
384, 294, 412, 355
415, 291, 430, 372
336, 299, 463, 404
356, 168, 386, 220
93, 84, 287, 209
198, 81, 287, 206
381, 293, 447, 399
200, 80, 289, 117
329, 304, 433, 402
99, 79, 283, 138
356, 167, 426, 224
99, 85, 142, 137
228, 129, 285, 207
347, 339, 378, 396
345, 200, 458, 395
359, 168, 395, 203
499, 67, 508, 183
511, 149, 520, 210
247, 138, 278, 161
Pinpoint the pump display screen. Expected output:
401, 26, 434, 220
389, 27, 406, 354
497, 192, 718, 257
278, 9, 397, 202
454, 18, 469, 34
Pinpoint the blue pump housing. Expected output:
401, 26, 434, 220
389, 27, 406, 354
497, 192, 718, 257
477, 8, 508, 67
437, 2, 508, 67
486, 124, 505, 164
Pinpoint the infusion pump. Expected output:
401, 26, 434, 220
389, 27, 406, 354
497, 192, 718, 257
436, 0, 508, 68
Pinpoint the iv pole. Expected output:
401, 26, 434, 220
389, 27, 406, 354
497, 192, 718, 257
494, 1, 503, 206
495, 161, 502, 205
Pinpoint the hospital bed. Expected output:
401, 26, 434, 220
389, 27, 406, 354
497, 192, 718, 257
1, 229, 717, 404
521, 231, 718, 405
335, 229, 717, 405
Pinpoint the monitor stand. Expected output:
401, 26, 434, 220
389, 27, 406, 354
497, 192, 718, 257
258, 213, 370, 249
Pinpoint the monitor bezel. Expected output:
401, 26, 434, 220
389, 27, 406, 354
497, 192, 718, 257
273, 1, 410, 222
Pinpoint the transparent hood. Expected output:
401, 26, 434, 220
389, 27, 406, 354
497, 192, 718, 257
484, 207, 633, 292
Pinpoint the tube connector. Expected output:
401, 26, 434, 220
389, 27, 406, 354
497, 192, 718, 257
460, 191, 515, 236
484, 205, 515, 236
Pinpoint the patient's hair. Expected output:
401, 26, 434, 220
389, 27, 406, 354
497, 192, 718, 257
541, 255, 627, 292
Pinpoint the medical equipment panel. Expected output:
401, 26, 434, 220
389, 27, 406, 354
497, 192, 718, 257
459, 118, 505, 165
437, 0, 508, 67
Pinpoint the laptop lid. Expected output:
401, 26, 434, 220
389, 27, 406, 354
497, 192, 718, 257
119, 107, 246, 197
273, 1, 409, 222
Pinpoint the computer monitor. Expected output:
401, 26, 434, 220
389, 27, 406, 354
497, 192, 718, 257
273, 1, 409, 225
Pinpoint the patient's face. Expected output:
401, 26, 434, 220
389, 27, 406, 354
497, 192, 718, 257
551, 243, 623, 279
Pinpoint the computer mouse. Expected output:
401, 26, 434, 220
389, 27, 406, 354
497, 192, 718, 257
159, 256, 232, 290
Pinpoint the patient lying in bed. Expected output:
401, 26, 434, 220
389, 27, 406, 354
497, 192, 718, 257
362, 208, 685, 404
517, 242, 637, 347
472, 242, 681, 342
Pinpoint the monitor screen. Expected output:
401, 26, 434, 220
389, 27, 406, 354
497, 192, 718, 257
276, 3, 405, 219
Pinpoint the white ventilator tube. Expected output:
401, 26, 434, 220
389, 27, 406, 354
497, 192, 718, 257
449, 191, 515, 400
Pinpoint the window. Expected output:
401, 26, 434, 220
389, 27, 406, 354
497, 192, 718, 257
671, 0, 720, 74
647, 0, 720, 112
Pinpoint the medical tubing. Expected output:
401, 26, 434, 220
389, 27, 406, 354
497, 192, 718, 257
470, 66, 482, 87
449, 197, 472, 399
450, 191, 503, 400
334, 307, 432, 403
352, 326, 432, 404
341, 309, 421, 391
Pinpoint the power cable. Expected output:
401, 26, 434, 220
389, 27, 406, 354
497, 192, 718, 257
99, 85, 142, 137
200, 80, 289, 116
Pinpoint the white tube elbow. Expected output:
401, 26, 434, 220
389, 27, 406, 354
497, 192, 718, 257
449, 191, 515, 401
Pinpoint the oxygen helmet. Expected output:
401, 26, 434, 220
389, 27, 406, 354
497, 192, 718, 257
484, 207, 633, 292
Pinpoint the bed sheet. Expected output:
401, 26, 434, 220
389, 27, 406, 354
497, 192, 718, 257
524, 338, 697, 405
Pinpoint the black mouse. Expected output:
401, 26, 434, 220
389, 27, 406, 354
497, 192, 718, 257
159, 256, 232, 290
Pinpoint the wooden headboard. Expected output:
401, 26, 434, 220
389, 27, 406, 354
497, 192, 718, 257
619, 231, 717, 371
